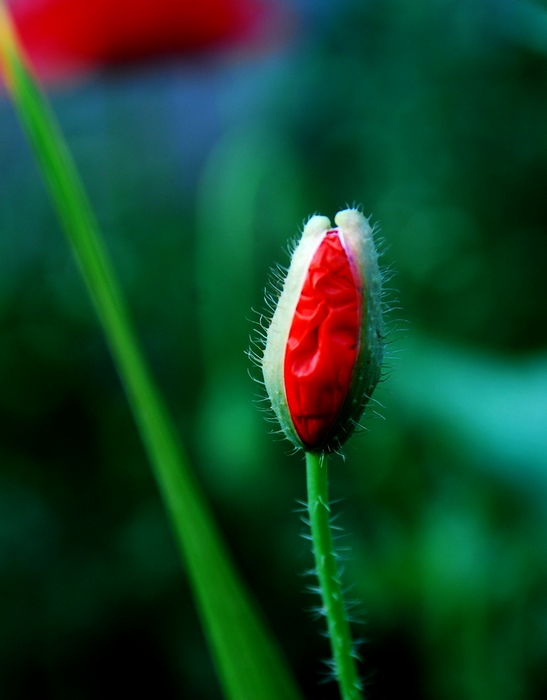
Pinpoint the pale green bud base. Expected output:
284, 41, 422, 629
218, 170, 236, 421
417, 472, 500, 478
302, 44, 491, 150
306, 451, 364, 700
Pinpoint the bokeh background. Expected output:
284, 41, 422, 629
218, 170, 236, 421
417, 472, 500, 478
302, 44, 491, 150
2, 0, 547, 697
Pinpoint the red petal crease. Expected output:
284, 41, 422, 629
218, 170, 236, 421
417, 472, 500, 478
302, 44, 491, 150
284, 229, 362, 450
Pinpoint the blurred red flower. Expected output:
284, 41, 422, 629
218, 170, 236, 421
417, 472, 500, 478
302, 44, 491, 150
9, 0, 280, 80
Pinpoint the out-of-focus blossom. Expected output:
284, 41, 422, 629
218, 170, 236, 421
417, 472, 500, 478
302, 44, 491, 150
8, 0, 283, 80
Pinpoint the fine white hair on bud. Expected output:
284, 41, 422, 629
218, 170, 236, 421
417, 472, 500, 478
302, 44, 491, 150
261, 208, 384, 453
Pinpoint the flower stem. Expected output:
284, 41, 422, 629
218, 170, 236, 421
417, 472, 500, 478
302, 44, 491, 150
305, 451, 363, 700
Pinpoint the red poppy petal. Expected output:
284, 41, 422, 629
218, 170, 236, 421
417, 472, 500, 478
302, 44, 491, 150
284, 229, 362, 450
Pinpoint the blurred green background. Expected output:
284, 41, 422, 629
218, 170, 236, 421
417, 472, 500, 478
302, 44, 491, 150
2, 0, 547, 698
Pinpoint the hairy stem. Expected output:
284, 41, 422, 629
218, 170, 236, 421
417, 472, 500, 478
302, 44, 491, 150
306, 451, 363, 700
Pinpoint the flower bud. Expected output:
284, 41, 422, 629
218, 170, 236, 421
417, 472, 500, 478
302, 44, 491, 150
262, 209, 384, 453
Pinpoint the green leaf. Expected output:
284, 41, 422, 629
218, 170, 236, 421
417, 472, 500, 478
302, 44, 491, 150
0, 6, 302, 700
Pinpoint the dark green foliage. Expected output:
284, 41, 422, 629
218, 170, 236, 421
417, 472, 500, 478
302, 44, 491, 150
1, 0, 547, 697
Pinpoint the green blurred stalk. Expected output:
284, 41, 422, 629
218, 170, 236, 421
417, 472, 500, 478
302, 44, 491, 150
0, 6, 302, 700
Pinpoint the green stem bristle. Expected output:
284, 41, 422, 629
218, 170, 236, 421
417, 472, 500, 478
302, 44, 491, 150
306, 451, 363, 700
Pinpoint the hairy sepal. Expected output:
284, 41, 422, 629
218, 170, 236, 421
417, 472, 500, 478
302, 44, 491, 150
262, 215, 330, 448
327, 209, 384, 451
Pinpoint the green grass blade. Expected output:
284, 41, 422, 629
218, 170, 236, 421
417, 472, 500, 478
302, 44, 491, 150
0, 7, 302, 700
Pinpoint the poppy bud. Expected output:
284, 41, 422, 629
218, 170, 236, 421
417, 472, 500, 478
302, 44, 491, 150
261, 209, 384, 453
